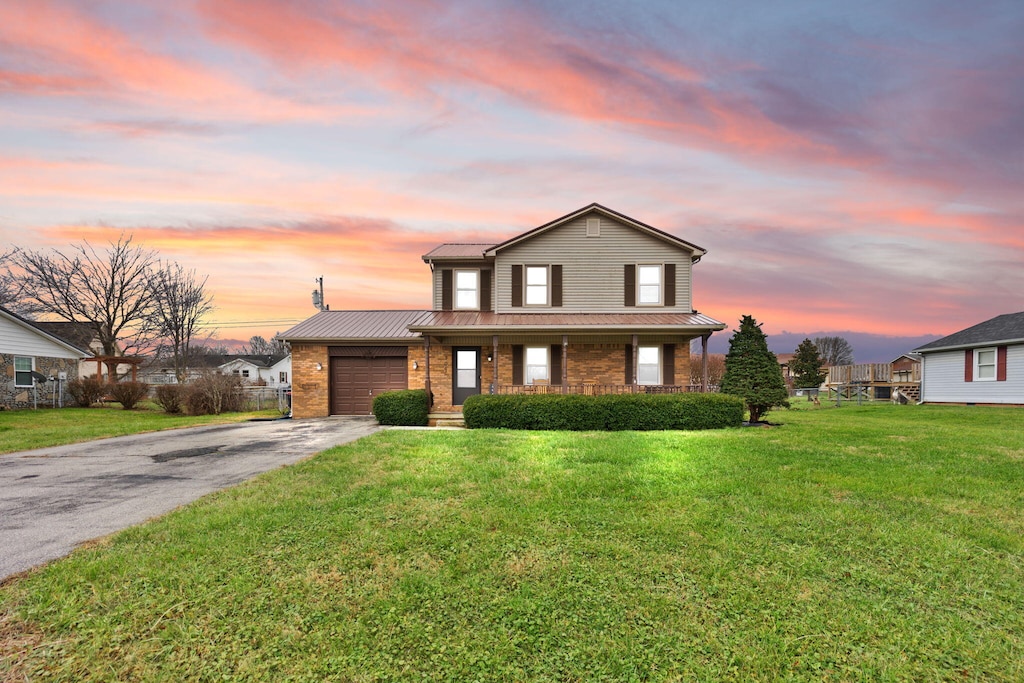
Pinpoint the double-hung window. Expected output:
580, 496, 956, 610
975, 348, 997, 381
637, 346, 660, 385
637, 265, 661, 305
14, 357, 33, 387
525, 266, 548, 306
525, 346, 549, 384
455, 269, 479, 310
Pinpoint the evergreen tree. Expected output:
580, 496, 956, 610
720, 315, 789, 422
790, 338, 828, 388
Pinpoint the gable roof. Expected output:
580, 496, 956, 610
483, 203, 707, 261
913, 311, 1024, 353
31, 321, 98, 352
0, 306, 89, 356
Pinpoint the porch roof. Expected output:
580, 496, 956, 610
408, 311, 726, 335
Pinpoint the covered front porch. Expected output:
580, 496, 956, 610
408, 312, 726, 413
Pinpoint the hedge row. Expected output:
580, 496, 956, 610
372, 389, 430, 426
462, 392, 744, 431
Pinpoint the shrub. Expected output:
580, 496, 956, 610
66, 377, 106, 408
462, 392, 744, 431
372, 389, 429, 426
154, 384, 187, 414
185, 373, 245, 415
108, 381, 150, 410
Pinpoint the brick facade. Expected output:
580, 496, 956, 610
289, 344, 329, 418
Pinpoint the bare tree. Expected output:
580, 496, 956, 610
243, 334, 289, 356
813, 336, 854, 366
149, 262, 215, 382
12, 235, 158, 378
689, 353, 726, 387
0, 247, 31, 313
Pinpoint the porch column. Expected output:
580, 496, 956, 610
491, 334, 499, 392
561, 335, 568, 393
701, 333, 710, 392
632, 334, 639, 387
424, 336, 432, 408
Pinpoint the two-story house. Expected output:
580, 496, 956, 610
281, 204, 726, 418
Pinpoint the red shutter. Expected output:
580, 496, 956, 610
511, 265, 523, 307
997, 345, 1007, 381
964, 349, 973, 382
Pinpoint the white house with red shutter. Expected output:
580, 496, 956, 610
913, 311, 1024, 405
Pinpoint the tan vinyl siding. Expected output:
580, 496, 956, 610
432, 262, 492, 311
494, 216, 694, 313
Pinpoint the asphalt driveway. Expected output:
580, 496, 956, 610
0, 416, 379, 582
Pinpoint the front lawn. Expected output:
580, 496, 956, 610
2, 404, 1022, 680
0, 404, 285, 454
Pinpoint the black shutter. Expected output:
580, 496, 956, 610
512, 345, 524, 385
664, 263, 676, 307
625, 344, 633, 384
550, 344, 562, 385
441, 269, 452, 311
551, 265, 563, 307
511, 265, 523, 307
481, 269, 492, 311
624, 264, 635, 307
662, 344, 675, 385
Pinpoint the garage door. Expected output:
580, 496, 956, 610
330, 356, 408, 415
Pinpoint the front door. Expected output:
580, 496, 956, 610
452, 347, 481, 406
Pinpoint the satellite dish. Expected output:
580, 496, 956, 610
30, 371, 50, 383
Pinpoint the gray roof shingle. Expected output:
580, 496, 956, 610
913, 311, 1024, 353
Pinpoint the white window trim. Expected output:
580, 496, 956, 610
636, 264, 662, 306
524, 265, 549, 307
14, 356, 34, 387
525, 346, 550, 385
454, 269, 480, 310
974, 347, 997, 382
637, 346, 661, 385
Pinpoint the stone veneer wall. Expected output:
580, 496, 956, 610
289, 344, 329, 418
1, 354, 80, 410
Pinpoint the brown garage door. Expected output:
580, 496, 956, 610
330, 356, 408, 415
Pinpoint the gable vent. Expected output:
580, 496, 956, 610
586, 217, 600, 237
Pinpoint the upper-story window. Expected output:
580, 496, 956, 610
525, 266, 548, 305
14, 356, 33, 387
455, 269, 479, 310
975, 348, 997, 381
637, 265, 662, 305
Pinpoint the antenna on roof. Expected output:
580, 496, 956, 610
312, 276, 329, 311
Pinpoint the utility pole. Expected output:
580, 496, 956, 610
312, 276, 329, 311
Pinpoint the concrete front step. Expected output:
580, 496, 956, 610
428, 412, 466, 428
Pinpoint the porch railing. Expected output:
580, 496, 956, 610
492, 383, 716, 396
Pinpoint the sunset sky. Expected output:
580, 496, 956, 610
2, 1, 1022, 357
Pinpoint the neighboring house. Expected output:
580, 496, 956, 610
218, 355, 291, 385
281, 203, 727, 418
0, 306, 87, 409
913, 311, 1024, 405
141, 354, 291, 385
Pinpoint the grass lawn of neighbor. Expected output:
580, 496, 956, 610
0, 404, 286, 455
2, 403, 1021, 681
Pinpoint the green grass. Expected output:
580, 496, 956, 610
2, 404, 1022, 681
0, 404, 285, 454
